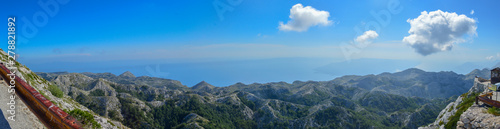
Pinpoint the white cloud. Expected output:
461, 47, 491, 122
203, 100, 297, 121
279, 3, 331, 32
356, 30, 379, 43
470, 10, 474, 15
486, 53, 500, 60
402, 10, 477, 56
487, 56, 494, 60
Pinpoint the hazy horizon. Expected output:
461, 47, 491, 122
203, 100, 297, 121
3, 0, 500, 86
32, 58, 498, 87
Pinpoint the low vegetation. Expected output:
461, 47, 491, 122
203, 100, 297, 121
487, 107, 500, 116
445, 92, 479, 129
116, 96, 256, 129
76, 94, 106, 116
69, 108, 101, 129
48, 84, 64, 98
89, 89, 105, 96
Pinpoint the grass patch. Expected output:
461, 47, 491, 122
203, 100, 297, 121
487, 107, 500, 116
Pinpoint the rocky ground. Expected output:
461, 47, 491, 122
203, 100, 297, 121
457, 105, 500, 129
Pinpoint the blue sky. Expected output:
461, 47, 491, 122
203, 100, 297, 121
2, 0, 500, 86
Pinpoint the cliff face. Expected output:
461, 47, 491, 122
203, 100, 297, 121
420, 77, 500, 129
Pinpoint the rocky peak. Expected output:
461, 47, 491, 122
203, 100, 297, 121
192, 81, 215, 91
118, 71, 136, 78
466, 68, 491, 79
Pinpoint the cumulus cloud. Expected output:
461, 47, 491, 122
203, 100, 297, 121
486, 53, 500, 60
403, 10, 477, 56
279, 3, 331, 32
487, 56, 494, 60
470, 10, 474, 15
356, 30, 379, 43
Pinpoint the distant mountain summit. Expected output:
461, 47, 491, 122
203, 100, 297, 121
192, 81, 215, 92
401, 67, 426, 73
466, 68, 490, 79
118, 71, 136, 78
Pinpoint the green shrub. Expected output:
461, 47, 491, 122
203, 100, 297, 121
69, 108, 102, 129
238, 95, 256, 110
438, 120, 443, 125
108, 110, 120, 120
48, 84, 64, 98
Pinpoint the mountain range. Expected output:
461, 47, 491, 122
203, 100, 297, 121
33, 67, 491, 129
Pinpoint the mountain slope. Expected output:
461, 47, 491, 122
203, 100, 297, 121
0, 49, 128, 129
